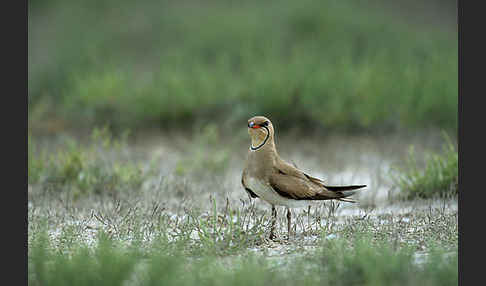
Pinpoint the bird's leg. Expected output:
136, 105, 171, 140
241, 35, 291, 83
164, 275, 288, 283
286, 207, 292, 239
270, 205, 277, 240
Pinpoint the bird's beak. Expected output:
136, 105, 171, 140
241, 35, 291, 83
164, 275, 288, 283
248, 122, 255, 128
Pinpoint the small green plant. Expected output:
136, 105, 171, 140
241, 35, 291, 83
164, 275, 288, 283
32, 127, 146, 196
184, 197, 266, 256
391, 133, 458, 199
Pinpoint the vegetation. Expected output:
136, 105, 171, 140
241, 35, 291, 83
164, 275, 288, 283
28, 227, 457, 286
391, 133, 458, 199
28, 129, 458, 285
28, 0, 458, 284
28, 127, 147, 197
28, 0, 457, 134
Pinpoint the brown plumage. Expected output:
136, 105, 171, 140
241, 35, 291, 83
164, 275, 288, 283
241, 116, 366, 239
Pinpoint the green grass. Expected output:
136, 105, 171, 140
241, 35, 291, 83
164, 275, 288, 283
391, 133, 458, 199
28, 227, 457, 286
28, 127, 147, 197
318, 236, 457, 286
28, 0, 457, 134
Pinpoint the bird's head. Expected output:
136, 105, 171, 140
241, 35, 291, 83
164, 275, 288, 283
247, 116, 274, 150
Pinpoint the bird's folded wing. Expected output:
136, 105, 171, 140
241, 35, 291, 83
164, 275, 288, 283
275, 160, 324, 183
269, 173, 335, 200
275, 159, 326, 185
302, 173, 326, 186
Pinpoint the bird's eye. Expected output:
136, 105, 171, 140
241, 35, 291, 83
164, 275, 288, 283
261, 121, 269, 127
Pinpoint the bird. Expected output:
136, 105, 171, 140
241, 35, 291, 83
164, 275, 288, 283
241, 116, 366, 240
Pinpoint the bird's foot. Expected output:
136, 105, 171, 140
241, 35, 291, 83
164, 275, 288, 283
286, 232, 293, 241
269, 232, 277, 241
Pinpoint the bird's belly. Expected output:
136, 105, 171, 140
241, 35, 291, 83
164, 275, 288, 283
246, 177, 308, 208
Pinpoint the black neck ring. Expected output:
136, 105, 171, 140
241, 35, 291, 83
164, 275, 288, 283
250, 126, 270, 151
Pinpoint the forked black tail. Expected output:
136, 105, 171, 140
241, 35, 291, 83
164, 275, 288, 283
325, 184, 366, 203
324, 185, 367, 192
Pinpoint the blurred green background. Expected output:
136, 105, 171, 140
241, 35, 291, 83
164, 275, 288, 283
28, 0, 457, 135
